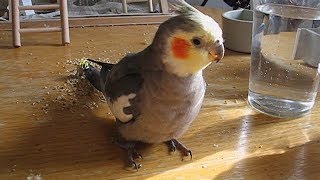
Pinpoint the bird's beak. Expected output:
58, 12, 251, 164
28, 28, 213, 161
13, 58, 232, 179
208, 42, 225, 63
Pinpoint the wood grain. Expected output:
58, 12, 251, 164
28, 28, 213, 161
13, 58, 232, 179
0, 7, 319, 179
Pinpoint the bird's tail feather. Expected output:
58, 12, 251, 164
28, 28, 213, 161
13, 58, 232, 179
83, 64, 104, 92
80, 58, 114, 92
87, 58, 114, 70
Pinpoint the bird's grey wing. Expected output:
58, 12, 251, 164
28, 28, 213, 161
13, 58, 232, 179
104, 55, 144, 123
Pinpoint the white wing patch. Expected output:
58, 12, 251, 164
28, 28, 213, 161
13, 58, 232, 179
107, 93, 136, 123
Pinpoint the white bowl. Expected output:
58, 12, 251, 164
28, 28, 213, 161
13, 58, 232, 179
222, 9, 253, 53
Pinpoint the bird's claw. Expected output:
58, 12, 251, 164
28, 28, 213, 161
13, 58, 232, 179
131, 160, 142, 170
131, 148, 143, 159
128, 148, 142, 170
187, 150, 193, 160
112, 137, 143, 170
135, 153, 143, 159
171, 146, 177, 153
166, 139, 192, 159
167, 140, 176, 153
128, 153, 142, 170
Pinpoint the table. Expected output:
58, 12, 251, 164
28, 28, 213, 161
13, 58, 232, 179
0, 6, 319, 179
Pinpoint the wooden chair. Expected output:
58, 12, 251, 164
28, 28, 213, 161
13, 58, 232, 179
122, 0, 169, 14
11, 0, 70, 47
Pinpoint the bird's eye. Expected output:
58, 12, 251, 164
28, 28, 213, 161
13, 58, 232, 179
192, 38, 202, 46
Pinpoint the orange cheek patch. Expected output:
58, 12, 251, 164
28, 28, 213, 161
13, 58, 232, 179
171, 37, 190, 60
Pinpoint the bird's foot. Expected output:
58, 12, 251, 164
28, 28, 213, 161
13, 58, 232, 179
112, 138, 142, 170
166, 139, 192, 159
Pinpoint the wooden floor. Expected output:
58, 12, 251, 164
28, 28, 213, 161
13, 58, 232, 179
0, 8, 320, 180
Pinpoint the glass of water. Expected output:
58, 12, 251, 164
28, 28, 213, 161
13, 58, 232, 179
248, 0, 320, 118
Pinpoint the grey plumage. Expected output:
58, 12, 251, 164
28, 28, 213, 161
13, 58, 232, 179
118, 70, 205, 143
85, 44, 205, 143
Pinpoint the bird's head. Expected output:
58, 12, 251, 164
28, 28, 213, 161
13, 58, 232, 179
152, 0, 224, 77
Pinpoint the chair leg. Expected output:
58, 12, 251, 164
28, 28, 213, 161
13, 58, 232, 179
59, 0, 70, 45
8, 0, 12, 22
122, 0, 128, 13
159, 0, 169, 13
12, 0, 21, 47
148, 0, 154, 12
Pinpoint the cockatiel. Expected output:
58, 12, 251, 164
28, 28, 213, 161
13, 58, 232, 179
81, 0, 224, 169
